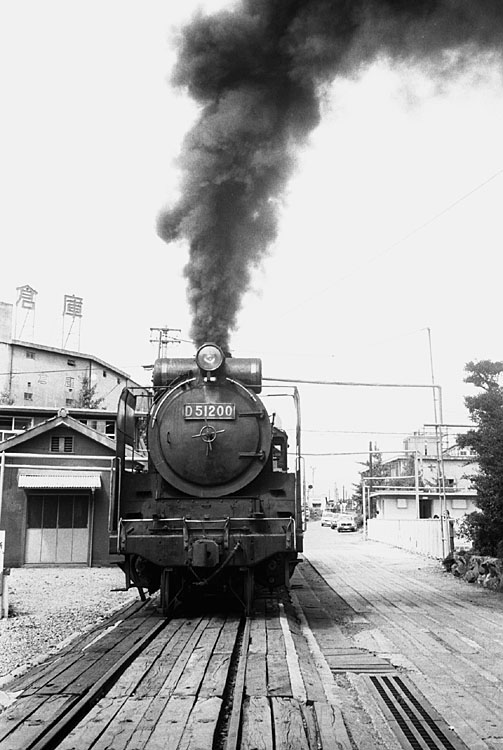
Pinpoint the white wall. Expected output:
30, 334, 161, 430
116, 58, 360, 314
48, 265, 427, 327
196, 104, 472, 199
367, 518, 453, 559
378, 494, 417, 519
377, 493, 477, 521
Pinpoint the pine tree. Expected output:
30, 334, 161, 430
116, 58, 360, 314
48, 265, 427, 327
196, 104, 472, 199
77, 375, 104, 409
457, 360, 503, 556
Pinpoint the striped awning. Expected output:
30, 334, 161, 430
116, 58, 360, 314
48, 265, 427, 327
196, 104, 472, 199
18, 470, 101, 490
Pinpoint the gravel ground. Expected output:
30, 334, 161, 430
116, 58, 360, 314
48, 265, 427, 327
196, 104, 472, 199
0, 567, 139, 687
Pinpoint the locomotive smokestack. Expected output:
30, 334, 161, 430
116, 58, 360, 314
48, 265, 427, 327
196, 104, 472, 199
158, 0, 503, 351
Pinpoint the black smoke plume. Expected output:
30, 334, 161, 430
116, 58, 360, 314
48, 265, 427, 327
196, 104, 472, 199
158, 0, 503, 351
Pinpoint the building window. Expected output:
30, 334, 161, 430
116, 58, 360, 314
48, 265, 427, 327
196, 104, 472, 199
67, 359, 76, 367
0, 431, 16, 441
80, 419, 98, 430
24, 392, 33, 401
13, 417, 32, 431
27, 495, 89, 534
105, 420, 115, 438
0, 417, 33, 435
26, 350, 35, 359
65, 377, 74, 389
50, 436, 74, 453
0, 418, 17, 442
65, 398, 75, 407
452, 497, 467, 510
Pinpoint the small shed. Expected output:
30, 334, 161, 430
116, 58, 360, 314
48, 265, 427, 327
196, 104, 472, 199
0, 410, 118, 567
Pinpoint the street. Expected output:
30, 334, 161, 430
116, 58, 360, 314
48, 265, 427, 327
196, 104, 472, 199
298, 521, 503, 750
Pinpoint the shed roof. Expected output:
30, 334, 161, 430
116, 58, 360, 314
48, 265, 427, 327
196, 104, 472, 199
0, 412, 117, 453
18, 470, 101, 489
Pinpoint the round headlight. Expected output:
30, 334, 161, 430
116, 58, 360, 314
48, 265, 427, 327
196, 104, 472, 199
196, 343, 224, 372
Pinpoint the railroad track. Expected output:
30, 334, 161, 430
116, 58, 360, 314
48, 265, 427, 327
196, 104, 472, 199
2, 573, 469, 750
0, 594, 347, 750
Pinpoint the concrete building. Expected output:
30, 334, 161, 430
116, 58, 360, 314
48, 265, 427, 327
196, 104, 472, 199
369, 487, 477, 522
396, 430, 477, 492
1, 300, 133, 410
369, 429, 478, 521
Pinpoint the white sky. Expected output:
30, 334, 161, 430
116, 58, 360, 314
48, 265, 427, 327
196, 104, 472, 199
1, 1, 503, 496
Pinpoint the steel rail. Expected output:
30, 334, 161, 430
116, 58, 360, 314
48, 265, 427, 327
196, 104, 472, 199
224, 617, 251, 750
27, 614, 168, 750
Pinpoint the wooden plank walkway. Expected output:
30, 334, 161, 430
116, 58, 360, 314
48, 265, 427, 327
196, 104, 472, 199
239, 597, 353, 750
302, 525, 503, 750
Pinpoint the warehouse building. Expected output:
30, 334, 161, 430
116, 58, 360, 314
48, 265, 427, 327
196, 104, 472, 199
1, 300, 133, 411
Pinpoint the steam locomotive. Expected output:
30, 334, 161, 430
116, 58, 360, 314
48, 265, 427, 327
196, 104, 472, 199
110, 343, 303, 614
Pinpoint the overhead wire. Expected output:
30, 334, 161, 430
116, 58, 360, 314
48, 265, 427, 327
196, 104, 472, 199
281, 166, 503, 317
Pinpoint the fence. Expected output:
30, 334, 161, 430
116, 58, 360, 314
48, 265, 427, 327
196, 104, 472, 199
0, 530, 8, 618
366, 518, 454, 559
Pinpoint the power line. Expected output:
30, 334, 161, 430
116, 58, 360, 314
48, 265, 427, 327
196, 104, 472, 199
300, 428, 411, 435
265, 376, 435, 389
0, 367, 91, 376
0, 367, 137, 380
283, 166, 503, 316
300, 451, 411, 456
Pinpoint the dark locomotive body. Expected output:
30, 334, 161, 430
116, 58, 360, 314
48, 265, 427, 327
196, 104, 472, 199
110, 343, 303, 614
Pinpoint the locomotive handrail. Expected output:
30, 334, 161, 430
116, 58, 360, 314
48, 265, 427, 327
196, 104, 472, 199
150, 376, 196, 425
258, 384, 303, 530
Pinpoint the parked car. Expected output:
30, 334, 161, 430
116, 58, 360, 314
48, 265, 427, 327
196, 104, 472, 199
337, 516, 357, 532
321, 510, 337, 528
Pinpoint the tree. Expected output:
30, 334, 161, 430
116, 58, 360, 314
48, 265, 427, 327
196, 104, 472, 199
353, 445, 422, 518
354, 444, 392, 518
457, 359, 503, 556
0, 389, 14, 405
77, 375, 104, 409
391, 455, 419, 488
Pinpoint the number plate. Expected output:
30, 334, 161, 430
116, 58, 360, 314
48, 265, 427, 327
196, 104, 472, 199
184, 403, 236, 420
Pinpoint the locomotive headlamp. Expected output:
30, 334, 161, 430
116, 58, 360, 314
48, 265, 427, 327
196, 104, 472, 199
196, 343, 224, 372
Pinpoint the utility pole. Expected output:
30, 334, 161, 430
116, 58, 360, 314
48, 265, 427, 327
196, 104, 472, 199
425, 327, 448, 556
368, 441, 373, 517
150, 327, 181, 359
